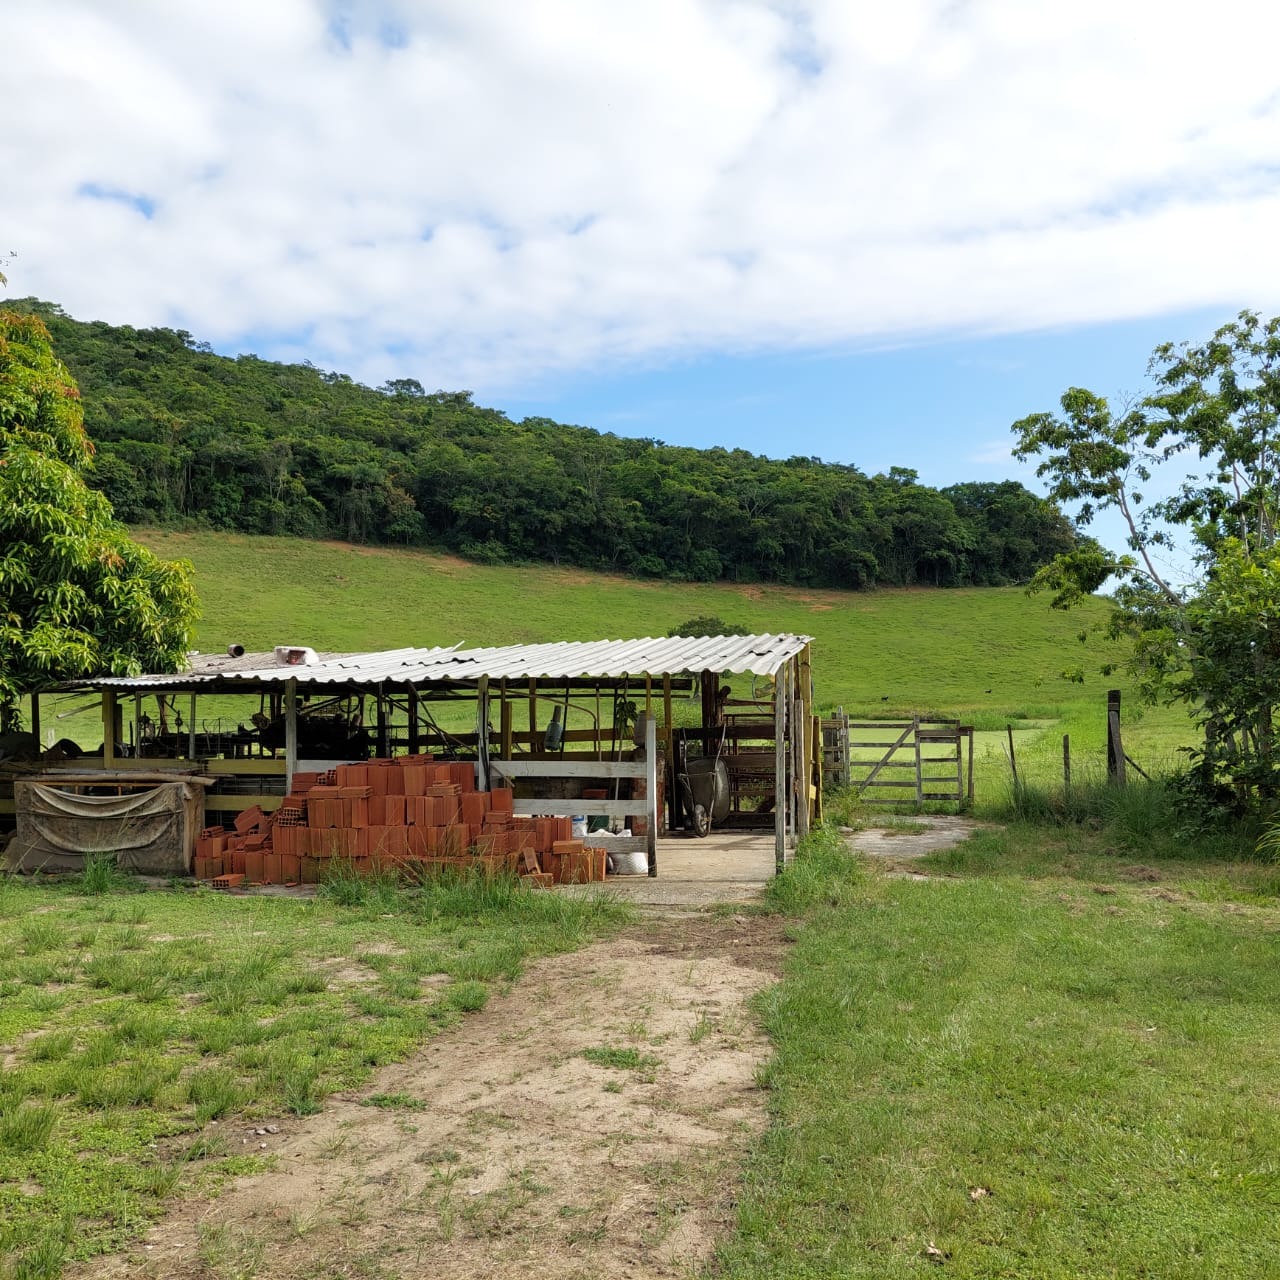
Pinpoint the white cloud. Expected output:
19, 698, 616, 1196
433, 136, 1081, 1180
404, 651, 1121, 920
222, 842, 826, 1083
5, 0, 1280, 392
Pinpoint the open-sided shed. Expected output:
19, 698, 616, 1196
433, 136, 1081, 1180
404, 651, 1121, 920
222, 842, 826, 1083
9, 634, 818, 875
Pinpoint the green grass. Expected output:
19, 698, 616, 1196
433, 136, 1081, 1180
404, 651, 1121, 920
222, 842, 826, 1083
579, 1046, 661, 1072
26, 529, 1198, 803
124, 528, 1125, 715
716, 825, 1280, 1278
0, 873, 629, 1277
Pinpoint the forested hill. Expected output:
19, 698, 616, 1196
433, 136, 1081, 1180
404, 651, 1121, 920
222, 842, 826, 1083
10, 298, 1083, 589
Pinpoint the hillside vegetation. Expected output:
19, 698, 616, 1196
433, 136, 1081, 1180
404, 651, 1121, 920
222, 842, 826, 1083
10, 298, 1082, 590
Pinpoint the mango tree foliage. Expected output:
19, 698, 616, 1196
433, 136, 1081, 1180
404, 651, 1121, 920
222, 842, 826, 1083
0, 311, 198, 732
1012, 311, 1280, 805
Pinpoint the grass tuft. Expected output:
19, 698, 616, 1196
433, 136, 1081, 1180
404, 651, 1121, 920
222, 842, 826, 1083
0, 1101, 60, 1154
78, 851, 134, 896
187, 1066, 245, 1123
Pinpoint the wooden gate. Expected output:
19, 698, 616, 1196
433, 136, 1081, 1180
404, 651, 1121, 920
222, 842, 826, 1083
848, 717, 973, 807
821, 707, 851, 789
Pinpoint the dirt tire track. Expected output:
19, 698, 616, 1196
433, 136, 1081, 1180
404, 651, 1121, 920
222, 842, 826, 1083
74, 914, 786, 1280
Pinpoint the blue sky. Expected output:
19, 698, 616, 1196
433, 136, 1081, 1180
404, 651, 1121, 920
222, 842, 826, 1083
6, 1, 1280, 574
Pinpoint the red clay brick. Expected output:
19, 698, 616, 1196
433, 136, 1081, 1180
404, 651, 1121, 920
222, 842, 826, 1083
234, 805, 265, 835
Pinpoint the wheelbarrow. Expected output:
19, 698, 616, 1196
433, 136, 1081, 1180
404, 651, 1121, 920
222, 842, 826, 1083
678, 754, 731, 837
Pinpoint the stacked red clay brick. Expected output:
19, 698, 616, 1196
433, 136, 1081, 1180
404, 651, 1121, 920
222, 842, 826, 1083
192, 755, 606, 887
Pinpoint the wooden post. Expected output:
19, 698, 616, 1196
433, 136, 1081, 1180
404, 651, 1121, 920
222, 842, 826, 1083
966, 727, 975, 802
30, 693, 41, 752
1063, 733, 1072, 790
528, 679, 539, 755
774, 664, 787, 872
407, 685, 419, 755
477, 676, 490, 791
645, 712, 658, 878
102, 690, 117, 768
811, 714, 823, 825
188, 693, 197, 760
1006, 724, 1018, 786
1107, 689, 1126, 785
500, 680, 513, 759
284, 678, 298, 793
662, 675, 673, 758
375, 686, 388, 758
793, 671, 808, 839
798, 645, 815, 835
914, 715, 924, 804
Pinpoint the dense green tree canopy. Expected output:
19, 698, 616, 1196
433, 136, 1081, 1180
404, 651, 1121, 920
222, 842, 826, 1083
7, 299, 1084, 592
0, 310, 198, 731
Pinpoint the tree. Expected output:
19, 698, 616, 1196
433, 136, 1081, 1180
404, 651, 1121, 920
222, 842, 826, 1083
668, 616, 750, 638
0, 310, 199, 732
1011, 311, 1280, 805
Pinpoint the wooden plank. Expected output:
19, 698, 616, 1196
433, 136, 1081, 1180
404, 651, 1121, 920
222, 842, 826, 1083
490, 759, 645, 779
511, 799, 637, 818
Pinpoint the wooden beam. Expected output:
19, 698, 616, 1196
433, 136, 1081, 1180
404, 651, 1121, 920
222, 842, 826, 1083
188, 693, 197, 760
490, 759, 647, 779
30, 693, 41, 750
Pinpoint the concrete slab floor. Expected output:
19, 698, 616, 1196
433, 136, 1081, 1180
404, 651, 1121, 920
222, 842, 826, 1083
561, 829, 778, 908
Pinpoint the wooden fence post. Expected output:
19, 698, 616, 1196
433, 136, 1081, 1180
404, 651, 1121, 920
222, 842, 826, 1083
1006, 724, 1018, 786
1107, 689, 1126, 785
1063, 733, 1071, 790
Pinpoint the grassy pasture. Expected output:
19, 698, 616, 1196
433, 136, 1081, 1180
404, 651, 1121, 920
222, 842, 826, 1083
718, 826, 1280, 1278
131, 530, 1127, 719
0, 867, 627, 1276
109, 530, 1193, 799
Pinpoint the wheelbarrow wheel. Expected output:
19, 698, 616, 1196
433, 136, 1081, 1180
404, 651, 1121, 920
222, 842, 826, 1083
692, 803, 711, 837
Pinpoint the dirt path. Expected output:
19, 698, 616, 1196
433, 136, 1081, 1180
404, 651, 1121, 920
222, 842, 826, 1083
843, 814, 984, 873
76, 914, 787, 1280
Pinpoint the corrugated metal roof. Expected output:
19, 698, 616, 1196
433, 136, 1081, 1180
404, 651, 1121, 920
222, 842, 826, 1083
76, 645, 464, 690
59, 634, 810, 691
413, 634, 811, 681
